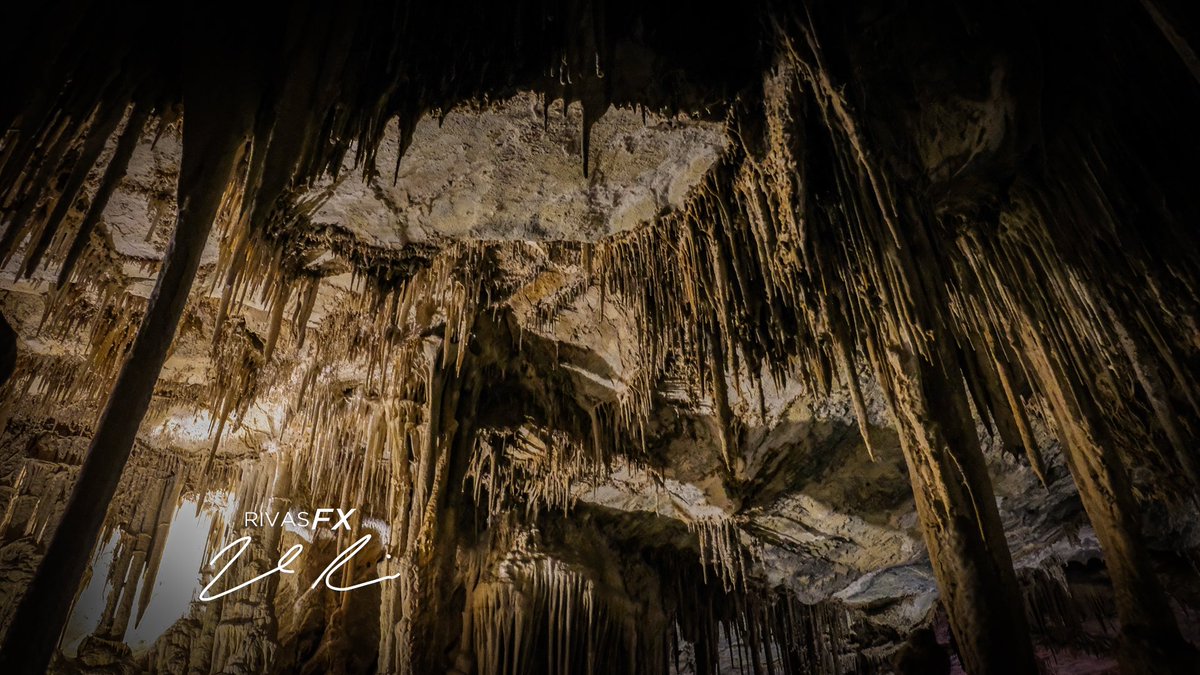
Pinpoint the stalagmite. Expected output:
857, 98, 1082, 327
137, 473, 183, 625
94, 478, 169, 643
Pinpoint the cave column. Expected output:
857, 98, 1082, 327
377, 322, 483, 674
879, 342, 1040, 675
1019, 326, 1196, 673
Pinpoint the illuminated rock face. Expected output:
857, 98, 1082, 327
1, 1, 1199, 674
313, 94, 727, 245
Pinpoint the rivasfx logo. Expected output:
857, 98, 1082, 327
199, 507, 399, 602
242, 507, 356, 530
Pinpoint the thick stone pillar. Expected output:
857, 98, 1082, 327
1019, 326, 1197, 674
879, 343, 1040, 675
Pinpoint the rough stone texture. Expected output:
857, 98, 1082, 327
314, 94, 726, 245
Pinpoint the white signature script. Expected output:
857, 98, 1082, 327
199, 534, 398, 602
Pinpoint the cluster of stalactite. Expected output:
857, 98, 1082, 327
136, 457, 883, 675
0, 426, 196, 660
0, 427, 186, 548
193, 239, 493, 675
0, 451, 78, 545
465, 544, 645, 675
160, 252, 490, 668
451, 516, 882, 675
374, 311, 488, 675
663, 591, 878, 675
0, 96, 161, 288
199, 318, 267, 475
1, 0, 751, 292
584, 16, 1200, 673
278, 246, 486, 512
466, 426, 601, 520
0, 271, 149, 430
174, 237, 726, 674
688, 516, 751, 593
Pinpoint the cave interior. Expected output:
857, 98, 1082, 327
1, 1, 1200, 674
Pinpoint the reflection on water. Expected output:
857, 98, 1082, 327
62, 498, 214, 655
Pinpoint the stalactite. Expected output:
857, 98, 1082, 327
688, 516, 749, 593
466, 426, 604, 521
55, 102, 154, 288
1139, 0, 1200, 85
17, 96, 131, 279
